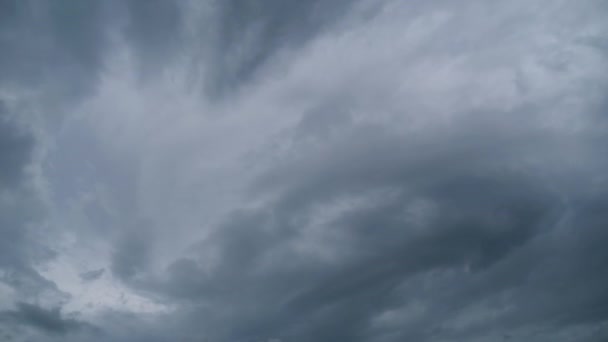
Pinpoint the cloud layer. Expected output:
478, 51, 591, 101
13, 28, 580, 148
1, 0, 608, 341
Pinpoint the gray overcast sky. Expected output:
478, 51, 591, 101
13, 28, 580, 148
1, 0, 608, 341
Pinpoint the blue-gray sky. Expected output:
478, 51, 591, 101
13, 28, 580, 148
1, 0, 608, 341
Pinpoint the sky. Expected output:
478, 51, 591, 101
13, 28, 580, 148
1, 0, 608, 341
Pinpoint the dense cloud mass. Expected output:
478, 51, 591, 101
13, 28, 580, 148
1, 0, 608, 341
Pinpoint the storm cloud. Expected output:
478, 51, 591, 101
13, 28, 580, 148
1, 0, 608, 341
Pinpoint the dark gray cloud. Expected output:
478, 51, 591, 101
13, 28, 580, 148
140, 121, 588, 341
0, 107, 32, 187
0, 1, 108, 334
0, 108, 64, 306
103, 107, 607, 341
0, 302, 93, 336
122, 0, 183, 77
111, 228, 152, 282
207, 0, 356, 97
79, 269, 105, 283
0, 0, 109, 104
1, 0, 608, 341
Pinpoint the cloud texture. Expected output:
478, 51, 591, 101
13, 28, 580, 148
1, 0, 608, 341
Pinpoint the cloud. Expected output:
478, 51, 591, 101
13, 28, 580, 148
207, 0, 356, 96
0, 106, 65, 307
1, 0, 608, 341
79, 269, 105, 283
0, 302, 93, 336
0, 107, 33, 188
0, 0, 109, 105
